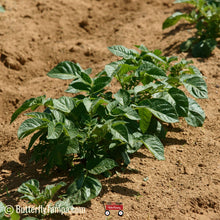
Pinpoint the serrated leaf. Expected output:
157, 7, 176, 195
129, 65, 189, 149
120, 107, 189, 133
18, 118, 47, 139
184, 97, 205, 127
138, 108, 152, 133
66, 175, 102, 205
47, 122, 63, 139
53, 96, 74, 113
142, 135, 165, 160
114, 89, 130, 106
108, 45, 138, 59
183, 76, 208, 99
87, 158, 118, 175
138, 99, 179, 123
163, 12, 188, 29
47, 61, 81, 79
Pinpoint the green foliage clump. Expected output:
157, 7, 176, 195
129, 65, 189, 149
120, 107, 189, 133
163, 0, 220, 57
11, 45, 208, 205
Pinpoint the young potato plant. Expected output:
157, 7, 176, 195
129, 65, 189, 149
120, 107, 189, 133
11, 45, 208, 205
163, 0, 220, 57
18, 179, 66, 218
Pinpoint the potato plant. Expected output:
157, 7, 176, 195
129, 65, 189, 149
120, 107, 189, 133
163, 0, 220, 57
11, 45, 208, 205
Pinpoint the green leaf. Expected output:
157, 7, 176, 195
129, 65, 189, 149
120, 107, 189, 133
124, 107, 140, 120
135, 44, 149, 51
138, 108, 152, 133
69, 81, 91, 92
11, 96, 46, 123
66, 174, 102, 205
146, 52, 166, 64
63, 119, 78, 139
142, 135, 165, 160
66, 138, 79, 154
162, 12, 188, 29
174, 0, 195, 4
192, 39, 217, 58
87, 158, 118, 175
83, 98, 93, 113
47, 122, 63, 139
91, 98, 109, 115
50, 110, 65, 123
18, 179, 40, 197
138, 99, 179, 123
53, 96, 74, 113
18, 118, 47, 139
114, 89, 130, 106
184, 97, 205, 127
137, 61, 167, 80
111, 122, 129, 142
10, 210, 20, 220
44, 182, 66, 200
91, 76, 111, 93
147, 118, 167, 140
180, 38, 196, 52
105, 60, 125, 77
121, 151, 130, 166
167, 88, 189, 117
115, 64, 138, 79
80, 72, 92, 84
28, 129, 45, 151
183, 76, 208, 99
47, 61, 81, 79
108, 45, 138, 59
0, 201, 5, 217
0, 5, 5, 13
25, 112, 53, 122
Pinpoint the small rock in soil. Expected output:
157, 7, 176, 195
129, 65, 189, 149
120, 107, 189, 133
4, 57, 21, 70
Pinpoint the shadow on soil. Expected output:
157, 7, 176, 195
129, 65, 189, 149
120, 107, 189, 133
0, 125, 187, 218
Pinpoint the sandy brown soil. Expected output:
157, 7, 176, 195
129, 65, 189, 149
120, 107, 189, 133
0, 0, 220, 219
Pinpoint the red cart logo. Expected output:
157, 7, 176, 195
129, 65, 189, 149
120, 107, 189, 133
104, 202, 124, 216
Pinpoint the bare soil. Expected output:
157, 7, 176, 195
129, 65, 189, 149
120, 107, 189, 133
0, 0, 219, 219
